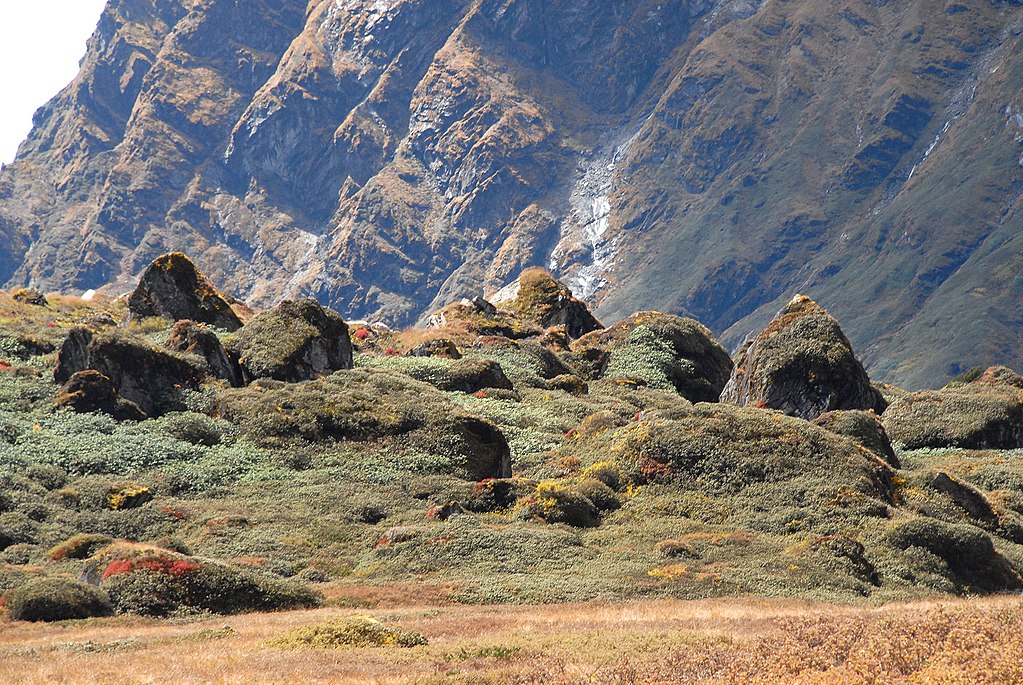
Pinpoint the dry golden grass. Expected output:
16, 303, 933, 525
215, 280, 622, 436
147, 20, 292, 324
0, 591, 1021, 684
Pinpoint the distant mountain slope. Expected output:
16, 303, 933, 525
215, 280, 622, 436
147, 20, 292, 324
1, 0, 1022, 388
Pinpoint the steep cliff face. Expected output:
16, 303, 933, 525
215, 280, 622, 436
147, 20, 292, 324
2, 0, 1023, 388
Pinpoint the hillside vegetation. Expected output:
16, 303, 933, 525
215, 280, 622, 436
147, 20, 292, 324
1, 257, 1022, 629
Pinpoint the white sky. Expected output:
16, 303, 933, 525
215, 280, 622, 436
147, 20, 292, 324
0, 1, 108, 164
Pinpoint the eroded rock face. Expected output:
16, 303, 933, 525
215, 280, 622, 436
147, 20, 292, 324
228, 300, 353, 383
164, 320, 242, 387
720, 296, 886, 420
54, 328, 205, 417
128, 253, 242, 331
571, 311, 733, 403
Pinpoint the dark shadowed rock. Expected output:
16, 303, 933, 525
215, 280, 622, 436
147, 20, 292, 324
720, 295, 886, 420
128, 253, 242, 331
408, 339, 462, 359
883, 367, 1023, 450
54, 329, 206, 417
165, 320, 242, 386
54, 370, 146, 422
570, 311, 733, 403
814, 410, 899, 468
228, 299, 353, 383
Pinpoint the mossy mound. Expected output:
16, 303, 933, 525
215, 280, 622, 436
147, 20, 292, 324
883, 518, 1022, 593
54, 329, 205, 417
813, 410, 898, 467
570, 311, 733, 402
228, 300, 353, 383
128, 253, 242, 331
6, 577, 113, 622
720, 295, 886, 420
883, 369, 1023, 450
91, 545, 322, 617
218, 368, 511, 480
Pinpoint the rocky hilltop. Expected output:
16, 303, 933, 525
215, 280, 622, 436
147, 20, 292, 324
2, 0, 1023, 388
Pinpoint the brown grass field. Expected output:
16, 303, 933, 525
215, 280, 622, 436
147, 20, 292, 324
1, 587, 1021, 685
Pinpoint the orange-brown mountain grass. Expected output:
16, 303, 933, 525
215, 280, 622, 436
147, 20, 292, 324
0, 591, 1020, 684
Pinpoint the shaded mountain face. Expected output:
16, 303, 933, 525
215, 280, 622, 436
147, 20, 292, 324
2, 0, 1023, 388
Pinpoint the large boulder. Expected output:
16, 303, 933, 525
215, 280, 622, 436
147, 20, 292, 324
570, 311, 733, 402
54, 328, 205, 417
228, 300, 353, 383
720, 295, 886, 420
495, 268, 602, 339
127, 253, 242, 331
164, 320, 242, 387
883, 367, 1023, 450
54, 370, 146, 422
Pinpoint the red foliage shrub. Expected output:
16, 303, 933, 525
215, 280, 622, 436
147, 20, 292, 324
101, 555, 200, 581
354, 328, 370, 341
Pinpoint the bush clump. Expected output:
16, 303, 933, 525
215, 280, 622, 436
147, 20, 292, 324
6, 577, 113, 622
518, 480, 600, 527
270, 617, 428, 649
98, 550, 322, 616
48, 533, 113, 561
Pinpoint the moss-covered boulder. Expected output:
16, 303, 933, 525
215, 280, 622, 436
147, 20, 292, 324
218, 368, 511, 480
570, 311, 733, 402
54, 370, 146, 422
164, 320, 242, 386
228, 300, 353, 383
128, 253, 242, 331
498, 268, 602, 339
813, 410, 898, 468
720, 295, 886, 420
11, 288, 48, 307
54, 329, 205, 417
883, 367, 1023, 450
408, 339, 462, 359
6, 577, 113, 622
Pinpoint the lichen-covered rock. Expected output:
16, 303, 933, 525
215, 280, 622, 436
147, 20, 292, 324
720, 296, 886, 420
501, 268, 602, 339
228, 300, 353, 383
128, 253, 242, 331
54, 370, 146, 422
813, 410, 899, 468
54, 328, 205, 417
571, 311, 733, 403
164, 320, 242, 386
883, 368, 1023, 450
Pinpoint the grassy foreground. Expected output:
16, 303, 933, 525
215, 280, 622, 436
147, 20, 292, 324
0, 593, 1021, 684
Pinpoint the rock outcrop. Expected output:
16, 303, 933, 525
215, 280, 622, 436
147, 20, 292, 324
164, 320, 242, 387
813, 410, 898, 468
54, 328, 205, 417
720, 296, 886, 421
228, 300, 353, 383
54, 370, 146, 422
570, 311, 733, 402
498, 269, 603, 340
128, 254, 242, 331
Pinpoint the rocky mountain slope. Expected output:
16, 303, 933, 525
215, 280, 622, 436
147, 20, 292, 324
2, 0, 1023, 388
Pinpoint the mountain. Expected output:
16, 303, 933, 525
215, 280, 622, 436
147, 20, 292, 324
2, 0, 1023, 388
